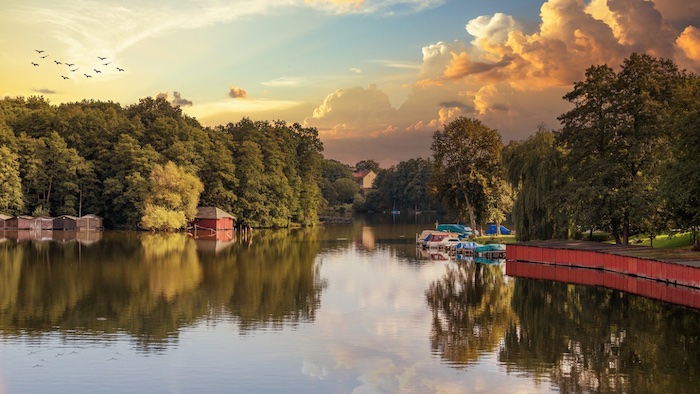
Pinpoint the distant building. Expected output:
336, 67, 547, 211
0, 214, 11, 230
30, 216, 55, 231
352, 170, 377, 191
190, 207, 236, 231
8, 215, 33, 230
77, 214, 103, 230
54, 215, 79, 230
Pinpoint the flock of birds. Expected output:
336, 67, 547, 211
31, 49, 125, 80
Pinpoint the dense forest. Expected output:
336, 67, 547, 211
1, 53, 699, 243
0, 97, 324, 229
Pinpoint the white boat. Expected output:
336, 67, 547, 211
420, 231, 460, 249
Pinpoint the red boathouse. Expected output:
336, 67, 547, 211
190, 207, 236, 231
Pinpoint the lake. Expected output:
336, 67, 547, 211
1, 214, 699, 393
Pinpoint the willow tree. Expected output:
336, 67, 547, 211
503, 129, 566, 241
140, 161, 203, 231
430, 117, 504, 232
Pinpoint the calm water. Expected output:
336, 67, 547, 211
1, 215, 699, 393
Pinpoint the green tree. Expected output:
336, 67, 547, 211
102, 134, 161, 227
0, 145, 24, 214
662, 73, 700, 242
234, 140, 268, 227
558, 53, 682, 244
355, 159, 380, 173
333, 178, 360, 204
503, 129, 567, 241
431, 117, 505, 232
141, 161, 203, 231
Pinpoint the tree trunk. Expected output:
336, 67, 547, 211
463, 190, 477, 235
611, 218, 622, 244
623, 212, 630, 245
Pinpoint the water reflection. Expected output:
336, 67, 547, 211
502, 278, 700, 393
2, 218, 700, 393
425, 261, 515, 366
0, 228, 325, 349
424, 253, 700, 392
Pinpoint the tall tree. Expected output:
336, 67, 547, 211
0, 145, 24, 214
503, 129, 566, 241
431, 117, 505, 231
558, 53, 681, 244
662, 73, 700, 240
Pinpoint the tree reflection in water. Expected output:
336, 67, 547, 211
425, 261, 516, 365
0, 228, 326, 350
502, 278, 700, 393
425, 258, 700, 393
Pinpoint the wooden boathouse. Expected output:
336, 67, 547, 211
190, 207, 236, 231
506, 240, 700, 289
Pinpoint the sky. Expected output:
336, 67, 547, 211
2, 0, 699, 167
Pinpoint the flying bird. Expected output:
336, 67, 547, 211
31, 62, 39, 66
66, 63, 74, 66
61, 76, 69, 79
102, 62, 111, 66
35, 49, 44, 53
54, 60, 62, 64
116, 67, 124, 71
94, 69, 101, 73
70, 68, 78, 72
97, 56, 107, 60
84, 74, 91, 78
40, 55, 48, 58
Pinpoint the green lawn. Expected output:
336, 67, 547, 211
629, 232, 695, 249
475, 234, 517, 244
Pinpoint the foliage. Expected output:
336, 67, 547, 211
0, 97, 324, 229
662, 73, 700, 233
557, 53, 682, 244
0, 145, 24, 214
333, 178, 360, 204
430, 117, 505, 231
140, 161, 203, 231
503, 129, 568, 241
354, 159, 380, 173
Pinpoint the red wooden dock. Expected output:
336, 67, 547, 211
506, 240, 700, 288
506, 260, 700, 309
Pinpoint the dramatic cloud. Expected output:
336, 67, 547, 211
228, 84, 247, 99
172, 91, 192, 107
677, 26, 700, 62
306, 0, 700, 165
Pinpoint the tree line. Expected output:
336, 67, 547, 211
443, 53, 700, 244
0, 97, 323, 229
1, 53, 698, 240
340, 53, 699, 245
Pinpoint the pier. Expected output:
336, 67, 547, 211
506, 240, 700, 289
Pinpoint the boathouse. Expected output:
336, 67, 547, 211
0, 214, 11, 229
8, 215, 33, 229
191, 206, 236, 231
77, 214, 103, 230
30, 216, 55, 230
54, 215, 79, 230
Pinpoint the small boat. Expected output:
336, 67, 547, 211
421, 231, 459, 249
